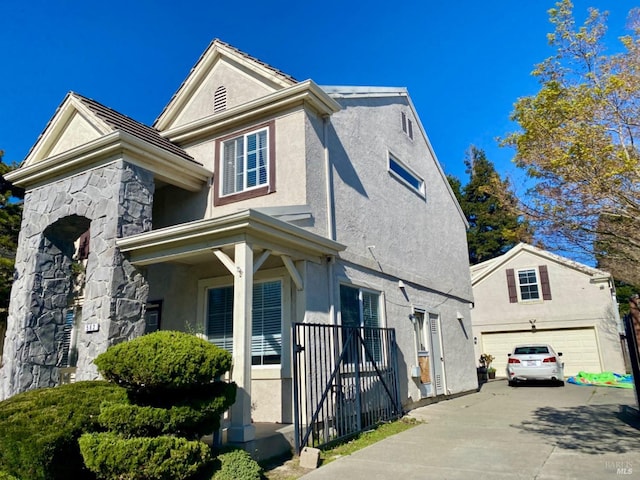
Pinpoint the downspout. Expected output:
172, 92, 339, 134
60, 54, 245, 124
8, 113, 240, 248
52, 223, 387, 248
323, 115, 336, 241
323, 115, 337, 324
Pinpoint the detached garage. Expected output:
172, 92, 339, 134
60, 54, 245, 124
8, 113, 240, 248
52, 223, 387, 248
482, 328, 602, 377
470, 243, 626, 378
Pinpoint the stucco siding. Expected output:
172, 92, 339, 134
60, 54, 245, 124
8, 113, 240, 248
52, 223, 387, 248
173, 60, 276, 128
329, 97, 471, 303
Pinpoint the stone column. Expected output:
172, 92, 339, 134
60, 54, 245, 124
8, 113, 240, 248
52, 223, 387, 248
0, 160, 154, 398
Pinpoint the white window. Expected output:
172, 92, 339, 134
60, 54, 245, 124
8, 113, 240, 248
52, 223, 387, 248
214, 122, 275, 206
221, 127, 269, 197
388, 154, 425, 197
206, 280, 282, 365
340, 284, 382, 362
517, 268, 540, 301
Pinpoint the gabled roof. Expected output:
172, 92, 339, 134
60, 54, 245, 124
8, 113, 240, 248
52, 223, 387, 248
21, 92, 193, 167
470, 243, 611, 285
7, 92, 209, 191
74, 94, 194, 162
154, 39, 298, 131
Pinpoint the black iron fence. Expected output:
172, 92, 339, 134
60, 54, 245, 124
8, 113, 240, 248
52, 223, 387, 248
623, 313, 640, 410
292, 323, 402, 453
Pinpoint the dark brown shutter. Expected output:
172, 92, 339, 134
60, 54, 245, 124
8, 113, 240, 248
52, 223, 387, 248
78, 229, 90, 260
506, 269, 518, 303
539, 265, 552, 300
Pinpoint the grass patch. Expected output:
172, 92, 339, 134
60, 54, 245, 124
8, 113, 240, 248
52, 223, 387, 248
263, 417, 419, 480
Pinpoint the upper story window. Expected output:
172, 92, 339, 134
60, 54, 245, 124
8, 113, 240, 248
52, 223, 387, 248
518, 269, 540, 300
388, 154, 425, 197
401, 112, 414, 140
214, 86, 227, 113
506, 265, 552, 303
214, 121, 275, 206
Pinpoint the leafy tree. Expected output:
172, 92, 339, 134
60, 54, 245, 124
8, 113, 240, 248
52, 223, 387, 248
448, 146, 532, 264
503, 0, 640, 285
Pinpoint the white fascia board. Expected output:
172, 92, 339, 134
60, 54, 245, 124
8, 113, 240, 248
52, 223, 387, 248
321, 85, 408, 97
6, 131, 210, 192
161, 80, 341, 144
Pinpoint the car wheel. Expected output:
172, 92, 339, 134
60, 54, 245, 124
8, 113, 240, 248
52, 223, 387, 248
508, 380, 517, 387
557, 380, 565, 387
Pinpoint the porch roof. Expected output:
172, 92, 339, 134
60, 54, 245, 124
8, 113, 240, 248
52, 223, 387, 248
116, 209, 345, 266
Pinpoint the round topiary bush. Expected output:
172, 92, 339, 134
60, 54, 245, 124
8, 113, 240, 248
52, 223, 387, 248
98, 382, 237, 439
0, 381, 128, 480
94, 331, 233, 392
79, 432, 212, 480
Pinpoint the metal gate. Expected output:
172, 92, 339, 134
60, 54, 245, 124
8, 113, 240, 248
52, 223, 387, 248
292, 323, 402, 453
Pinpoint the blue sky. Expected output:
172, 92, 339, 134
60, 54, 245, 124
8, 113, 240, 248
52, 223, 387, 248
0, 0, 634, 186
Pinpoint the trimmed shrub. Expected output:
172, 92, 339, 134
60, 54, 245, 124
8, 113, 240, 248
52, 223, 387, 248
79, 432, 212, 480
98, 383, 236, 438
212, 449, 262, 480
0, 381, 128, 480
94, 331, 232, 392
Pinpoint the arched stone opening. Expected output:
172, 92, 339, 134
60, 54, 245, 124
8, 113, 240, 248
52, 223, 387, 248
26, 214, 91, 389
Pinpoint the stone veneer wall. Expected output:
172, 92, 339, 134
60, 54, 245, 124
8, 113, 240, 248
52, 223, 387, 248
0, 160, 154, 399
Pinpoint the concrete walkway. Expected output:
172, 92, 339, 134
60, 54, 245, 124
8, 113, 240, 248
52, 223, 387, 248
301, 380, 640, 479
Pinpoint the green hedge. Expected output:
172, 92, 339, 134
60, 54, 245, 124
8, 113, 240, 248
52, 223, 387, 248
212, 449, 262, 480
98, 383, 236, 439
79, 433, 211, 480
0, 381, 128, 480
94, 331, 232, 392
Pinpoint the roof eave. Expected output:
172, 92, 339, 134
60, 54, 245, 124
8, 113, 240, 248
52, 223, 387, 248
160, 80, 341, 145
6, 131, 210, 192
117, 208, 346, 266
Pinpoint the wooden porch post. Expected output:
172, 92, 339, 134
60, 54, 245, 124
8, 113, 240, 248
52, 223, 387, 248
228, 241, 255, 442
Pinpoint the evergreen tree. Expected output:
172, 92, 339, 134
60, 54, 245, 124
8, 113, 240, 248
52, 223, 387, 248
0, 152, 23, 357
449, 146, 532, 265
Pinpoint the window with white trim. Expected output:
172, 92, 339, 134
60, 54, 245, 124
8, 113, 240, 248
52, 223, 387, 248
388, 154, 425, 196
340, 284, 382, 362
221, 127, 268, 196
206, 280, 282, 365
517, 268, 540, 301
214, 122, 275, 206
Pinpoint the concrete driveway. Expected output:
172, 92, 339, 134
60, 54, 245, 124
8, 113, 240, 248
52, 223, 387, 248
301, 380, 640, 480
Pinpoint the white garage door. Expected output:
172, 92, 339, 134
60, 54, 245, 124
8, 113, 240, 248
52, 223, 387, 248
482, 328, 602, 378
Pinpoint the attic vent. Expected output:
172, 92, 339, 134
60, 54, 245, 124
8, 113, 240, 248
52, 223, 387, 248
214, 86, 227, 113
401, 112, 413, 140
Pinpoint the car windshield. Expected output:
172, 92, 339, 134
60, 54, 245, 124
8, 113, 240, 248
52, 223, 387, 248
514, 346, 550, 355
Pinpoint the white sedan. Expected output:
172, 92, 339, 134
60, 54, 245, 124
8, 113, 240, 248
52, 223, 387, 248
506, 344, 564, 386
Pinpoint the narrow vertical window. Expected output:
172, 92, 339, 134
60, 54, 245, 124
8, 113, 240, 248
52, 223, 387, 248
214, 86, 227, 113
401, 111, 414, 140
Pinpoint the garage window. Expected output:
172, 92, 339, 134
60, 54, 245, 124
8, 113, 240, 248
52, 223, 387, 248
506, 265, 552, 303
